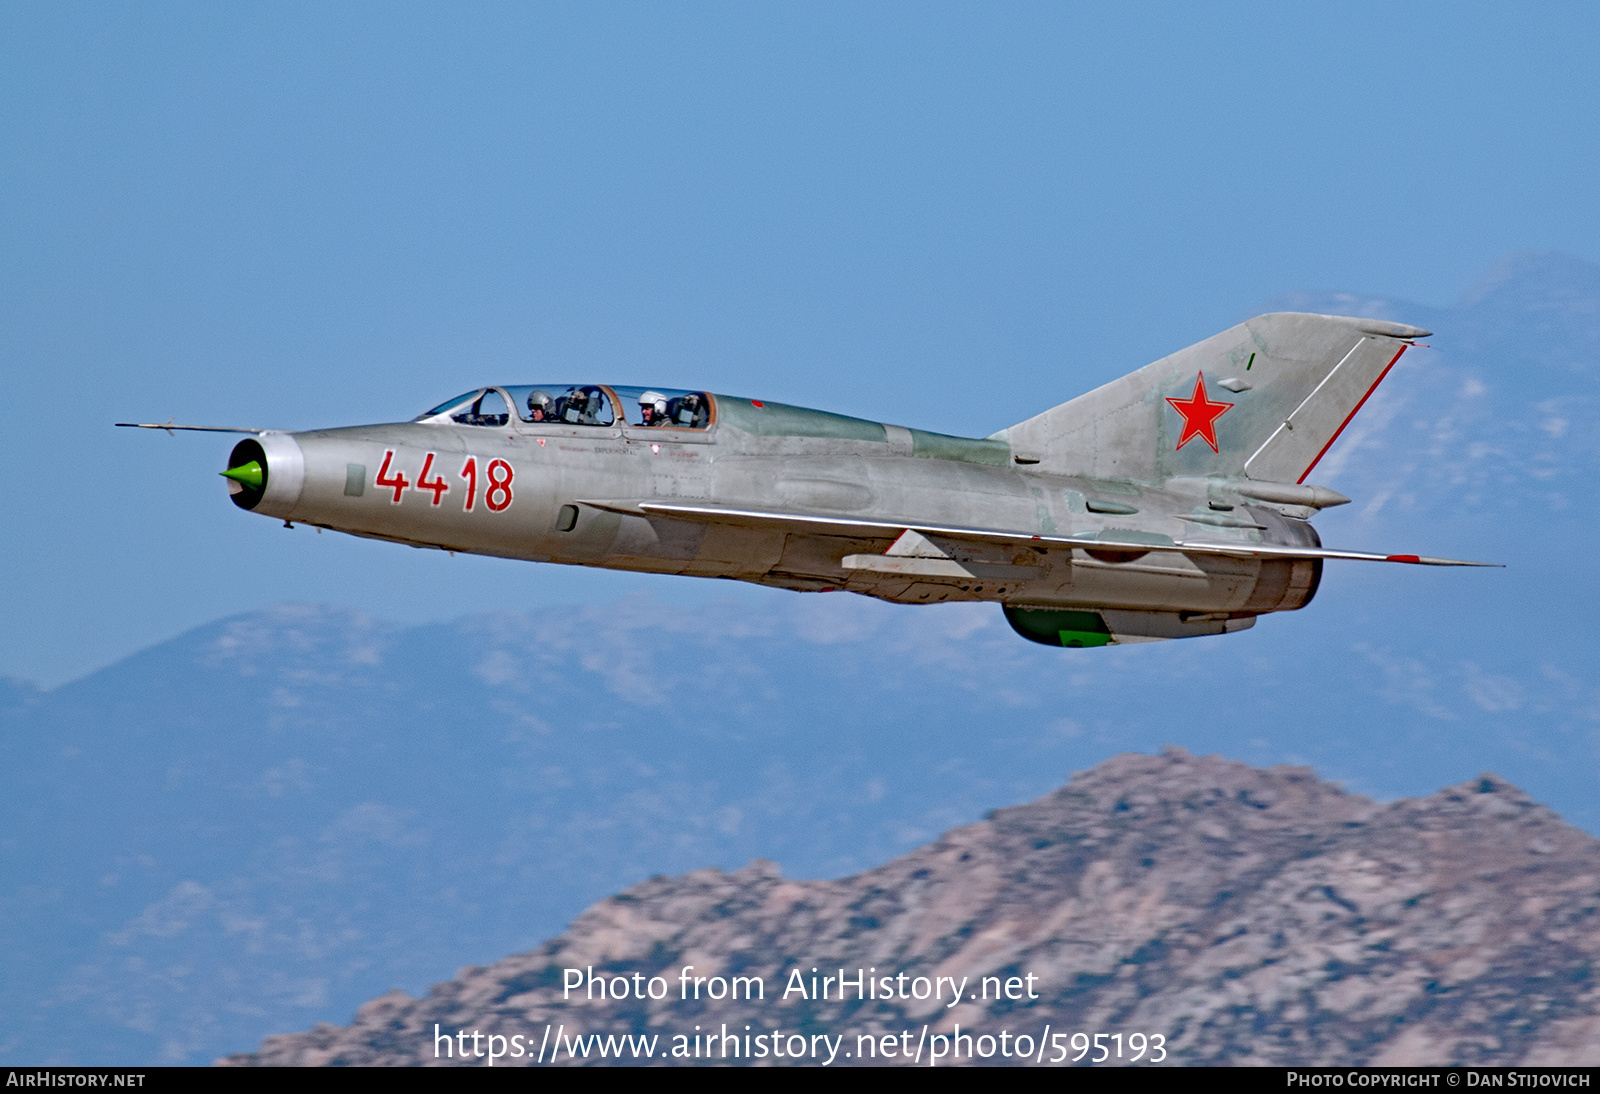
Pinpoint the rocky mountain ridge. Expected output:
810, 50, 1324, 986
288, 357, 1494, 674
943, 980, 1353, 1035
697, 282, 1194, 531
224, 749, 1600, 1066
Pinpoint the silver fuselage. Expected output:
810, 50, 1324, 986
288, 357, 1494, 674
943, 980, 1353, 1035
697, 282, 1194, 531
231, 399, 1319, 619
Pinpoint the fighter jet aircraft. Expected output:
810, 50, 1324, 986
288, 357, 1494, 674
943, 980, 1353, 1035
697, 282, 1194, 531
121, 312, 1495, 647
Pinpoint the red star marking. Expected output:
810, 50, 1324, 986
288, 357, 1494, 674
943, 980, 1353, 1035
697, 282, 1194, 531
1166, 372, 1233, 453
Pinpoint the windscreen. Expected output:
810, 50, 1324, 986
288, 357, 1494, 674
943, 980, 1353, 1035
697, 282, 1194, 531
414, 390, 482, 421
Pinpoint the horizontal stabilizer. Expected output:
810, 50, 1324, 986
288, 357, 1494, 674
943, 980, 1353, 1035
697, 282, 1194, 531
575, 499, 1501, 567
1127, 540, 1500, 567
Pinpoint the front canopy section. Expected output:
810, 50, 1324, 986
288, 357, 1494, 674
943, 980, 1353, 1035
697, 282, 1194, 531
414, 385, 618, 427
503, 385, 617, 425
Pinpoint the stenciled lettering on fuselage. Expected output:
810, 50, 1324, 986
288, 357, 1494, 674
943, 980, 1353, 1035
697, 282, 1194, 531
375, 449, 515, 513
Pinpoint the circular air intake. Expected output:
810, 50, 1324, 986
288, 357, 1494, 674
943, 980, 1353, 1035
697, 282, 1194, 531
224, 438, 269, 510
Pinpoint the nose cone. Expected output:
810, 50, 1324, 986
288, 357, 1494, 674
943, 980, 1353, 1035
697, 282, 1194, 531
220, 460, 264, 490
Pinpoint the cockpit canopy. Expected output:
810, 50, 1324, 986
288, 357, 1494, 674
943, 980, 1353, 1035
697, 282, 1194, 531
414, 385, 712, 429
610, 386, 711, 428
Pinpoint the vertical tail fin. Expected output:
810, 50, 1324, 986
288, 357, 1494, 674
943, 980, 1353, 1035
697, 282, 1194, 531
997, 313, 1429, 484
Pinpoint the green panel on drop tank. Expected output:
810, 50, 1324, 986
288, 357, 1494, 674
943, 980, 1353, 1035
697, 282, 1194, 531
1003, 606, 1113, 648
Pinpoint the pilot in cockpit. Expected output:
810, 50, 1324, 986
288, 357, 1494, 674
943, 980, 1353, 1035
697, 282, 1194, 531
637, 391, 669, 426
525, 389, 554, 422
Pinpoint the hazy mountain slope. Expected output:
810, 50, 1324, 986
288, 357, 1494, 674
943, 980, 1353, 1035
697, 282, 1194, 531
3, 254, 1597, 1065
1270, 251, 1598, 543
224, 750, 1600, 1067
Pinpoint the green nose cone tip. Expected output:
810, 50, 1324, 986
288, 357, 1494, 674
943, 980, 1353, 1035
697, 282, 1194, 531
221, 460, 264, 490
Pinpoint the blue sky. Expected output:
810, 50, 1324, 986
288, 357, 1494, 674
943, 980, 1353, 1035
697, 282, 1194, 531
4, 2, 1600, 686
